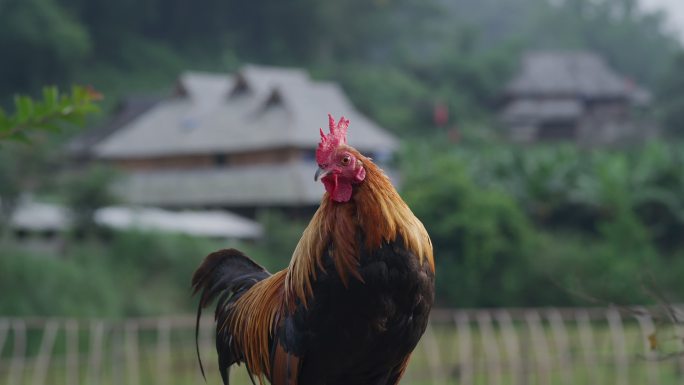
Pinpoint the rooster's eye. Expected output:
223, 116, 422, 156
341, 155, 351, 166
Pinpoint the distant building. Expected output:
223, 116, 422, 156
10, 200, 263, 243
500, 51, 657, 145
74, 65, 398, 217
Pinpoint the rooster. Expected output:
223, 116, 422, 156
192, 114, 435, 385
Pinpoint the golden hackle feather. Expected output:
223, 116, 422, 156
354, 148, 434, 272
285, 147, 434, 309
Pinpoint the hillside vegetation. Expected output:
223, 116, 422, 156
1, 0, 684, 316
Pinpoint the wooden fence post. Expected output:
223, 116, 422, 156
525, 310, 552, 385
495, 309, 524, 385
454, 312, 473, 385
422, 321, 447, 385
547, 309, 573, 385
607, 308, 629, 385
125, 320, 141, 385
576, 309, 600, 384
156, 318, 172, 385
110, 324, 124, 385
7, 320, 27, 385
88, 320, 106, 385
65, 319, 79, 385
675, 305, 684, 382
476, 311, 502, 385
0, 319, 9, 366
31, 320, 59, 385
633, 307, 660, 385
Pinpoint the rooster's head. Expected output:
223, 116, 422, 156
315, 114, 366, 203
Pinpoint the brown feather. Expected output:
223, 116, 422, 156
225, 270, 287, 382
271, 343, 301, 385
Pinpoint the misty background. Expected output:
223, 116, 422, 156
1, 0, 684, 384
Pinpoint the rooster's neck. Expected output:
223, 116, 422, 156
284, 154, 433, 312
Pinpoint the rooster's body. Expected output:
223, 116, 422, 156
193, 115, 435, 385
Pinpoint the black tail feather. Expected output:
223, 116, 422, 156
195, 303, 207, 381
192, 249, 270, 384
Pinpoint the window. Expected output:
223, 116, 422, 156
537, 121, 577, 141
214, 154, 228, 166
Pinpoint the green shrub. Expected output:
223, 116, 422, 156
402, 153, 538, 306
0, 231, 223, 317
400, 140, 684, 307
0, 244, 120, 316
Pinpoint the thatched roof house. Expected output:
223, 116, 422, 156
500, 51, 656, 144
77, 65, 398, 216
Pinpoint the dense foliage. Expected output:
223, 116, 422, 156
401, 139, 684, 307
658, 51, 684, 136
1, 0, 684, 316
0, 0, 681, 134
0, 231, 224, 316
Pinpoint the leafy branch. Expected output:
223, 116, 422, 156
0, 86, 102, 142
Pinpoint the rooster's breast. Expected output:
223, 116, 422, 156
282, 237, 435, 385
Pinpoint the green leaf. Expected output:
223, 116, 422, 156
1, 85, 102, 143
8, 131, 31, 144
0, 109, 8, 132
14, 96, 35, 122
42, 86, 59, 109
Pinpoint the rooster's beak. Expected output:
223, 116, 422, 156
314, 167, 330, 181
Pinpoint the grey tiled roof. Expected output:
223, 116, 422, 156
68, 96, 160, 157
93, 65, 397, 159
505, 52, 643, 99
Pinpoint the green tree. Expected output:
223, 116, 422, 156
0, 149, 22, 230
0, 0, 91, 97
401, 150, 537, 306
0, 86, 101, 233
658, 51, 684, 136
527, 0, 678, 86
0, 139, 68, 234
61, 165, 118, 235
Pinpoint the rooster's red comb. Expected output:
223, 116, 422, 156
316, 114, 349, 164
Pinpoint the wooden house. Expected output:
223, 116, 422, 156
500, 51, 656, 145
74, 65, 398, 218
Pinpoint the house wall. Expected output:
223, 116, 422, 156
114, 155, 216, 170
230, 148, 308, 166
585, 99, 630, 120
503, 95, 656, 145
111, 147, 310, 171
507, 123, 538, 143
537, 120, 578, 141
578, 98, 643, 145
